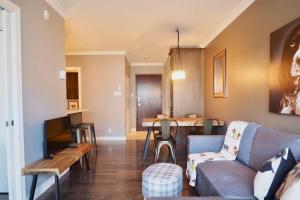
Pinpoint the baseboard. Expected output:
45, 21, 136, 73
130, 128, 136, 132
27, 169, 69, 200
96, 136, 126, 141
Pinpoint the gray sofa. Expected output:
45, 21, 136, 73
149, 124, 300, 200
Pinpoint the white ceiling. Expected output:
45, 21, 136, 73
57, 0, 254, 63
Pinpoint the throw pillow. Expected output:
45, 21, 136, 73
254, 148, 296, 200
275, 163, 300, 200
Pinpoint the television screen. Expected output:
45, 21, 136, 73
43, 116, 73, 158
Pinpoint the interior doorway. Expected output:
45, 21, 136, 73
136, 75, 162, 131
0, 1, 25, 199
0, 7, 9, 196
65, 67, 82, 110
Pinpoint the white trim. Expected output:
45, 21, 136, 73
26, 169, 69, 200
44, 0, 66, 19
66, 51, 127, 56
201, 0, 255, 47
96, 136, 127, 141
130, 62, 165, 67
0, 1, 26, 199
130, 128, 136, 132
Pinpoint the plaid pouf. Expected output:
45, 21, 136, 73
142, 163, 183, 198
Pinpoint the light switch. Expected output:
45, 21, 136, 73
58, 70, 66, 80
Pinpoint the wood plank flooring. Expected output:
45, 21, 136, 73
38, 140, 198, 200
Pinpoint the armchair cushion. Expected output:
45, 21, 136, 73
187, 135, 225, 154
187, 151, 236, 186
196, 161, 256, 200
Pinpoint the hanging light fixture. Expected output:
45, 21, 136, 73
171, 29, 186, 80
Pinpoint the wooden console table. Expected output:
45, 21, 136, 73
22, 143, 93, 200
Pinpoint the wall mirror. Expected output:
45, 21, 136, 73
213, 49, 227, 97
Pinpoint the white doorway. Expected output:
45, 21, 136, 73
0, 8, 9, 195
0, 1, 26, 199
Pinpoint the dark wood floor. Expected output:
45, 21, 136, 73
38, 140, 198, 200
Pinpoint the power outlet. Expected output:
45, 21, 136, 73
108, 128, 112, 133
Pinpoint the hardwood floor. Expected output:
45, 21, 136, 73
38, 140, 198, 200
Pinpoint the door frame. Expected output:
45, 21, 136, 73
65, 66, 82, 109
0, 1, 26, 199
135, 74, 163, 131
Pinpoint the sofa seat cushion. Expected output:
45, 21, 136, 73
148, 197, 224, 200
196, 161, 256, 200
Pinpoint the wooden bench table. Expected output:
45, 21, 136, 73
22, 143, 93, 200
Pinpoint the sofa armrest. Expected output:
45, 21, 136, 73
187, 135, 225, 154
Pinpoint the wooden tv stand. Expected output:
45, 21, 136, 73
22, 143, 93, 200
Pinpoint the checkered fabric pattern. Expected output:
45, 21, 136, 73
142, 163, 183, 198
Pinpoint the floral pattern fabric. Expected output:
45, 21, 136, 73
186, 121, 249, 187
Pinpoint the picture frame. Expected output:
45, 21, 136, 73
269, 17, 300, 116
68, 100, 79, 110
213, 49, 227, 97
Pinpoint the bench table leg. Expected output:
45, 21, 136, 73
29, 174, 38, 200
84, 154, 90, 171
55, 175, 60, 200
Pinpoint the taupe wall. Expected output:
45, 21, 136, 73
129, 65, 165, 130
204, 0, 300, 134
66, 55, 126, 137
125, 59, 131, 134
11, 0, 66, 194
172, 48, 204, 117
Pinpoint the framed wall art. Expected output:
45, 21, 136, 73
269, 17, 300, 115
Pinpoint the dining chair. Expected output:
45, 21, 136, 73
153, 114, 171, 138
185, 113, 197, 118
157, 114, 170, 119
152, 119, 178, 163
194, 118, 220, 135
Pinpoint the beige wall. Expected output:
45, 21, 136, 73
172, 48, 204, 117
129, 65, 165, 130
125, 59, 131, 134
204, 0, 300, 134
66, 55, 126, 137
11, 0, 66, 194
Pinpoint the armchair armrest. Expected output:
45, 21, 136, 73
187, 135, 225, 154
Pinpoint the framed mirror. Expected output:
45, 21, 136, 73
213, 49, 227, 97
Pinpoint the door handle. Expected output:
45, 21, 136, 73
138, 103, 142, 107
137, 96, 141, 103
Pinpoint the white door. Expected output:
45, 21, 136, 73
0, 8, 10, 193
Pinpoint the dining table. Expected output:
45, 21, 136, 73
142, 117, 225, 162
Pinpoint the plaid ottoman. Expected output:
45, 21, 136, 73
142, 163, 183, 198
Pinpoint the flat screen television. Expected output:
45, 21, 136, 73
43, 116, 73, 159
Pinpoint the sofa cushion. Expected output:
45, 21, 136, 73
236, 123, 261, 166
148, 197, 224, 200
254, 148, 296, 200
196, 161, 256, 200
249, 127, 300, 171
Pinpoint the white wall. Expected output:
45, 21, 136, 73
0, 9, 8, 193
11, 0, 66, 196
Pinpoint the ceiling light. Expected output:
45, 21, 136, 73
172, 69, 186, 80
171, 29, 186, 80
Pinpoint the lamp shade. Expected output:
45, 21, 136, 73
171, 69, 186, 80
